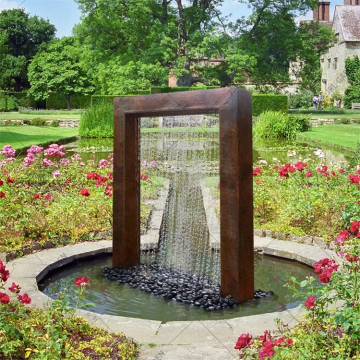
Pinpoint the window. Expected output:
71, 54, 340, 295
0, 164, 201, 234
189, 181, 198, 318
328, 59, 331, 68
334, 58, 338, 70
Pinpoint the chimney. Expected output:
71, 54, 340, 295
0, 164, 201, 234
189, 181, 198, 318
344, 0, 360, 5
168, 69, 177, 87
313, 0, 331, 21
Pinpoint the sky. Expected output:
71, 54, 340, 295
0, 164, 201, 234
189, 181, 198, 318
0, 0, 345, 39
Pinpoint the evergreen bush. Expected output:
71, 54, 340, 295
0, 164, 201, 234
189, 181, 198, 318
288, 90, 314, 109
78, 102, 114, 137
30, 117, 47, 126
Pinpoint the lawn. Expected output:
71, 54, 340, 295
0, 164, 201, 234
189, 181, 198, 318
297, 124, 360, 152
0, 111, 81, 121
0, 126, 78, 151
289, 109, 360, 120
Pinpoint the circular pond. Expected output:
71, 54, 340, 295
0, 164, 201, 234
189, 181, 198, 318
38, 253, 317, 323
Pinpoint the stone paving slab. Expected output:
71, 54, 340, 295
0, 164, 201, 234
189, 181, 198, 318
138, 344, 237, 360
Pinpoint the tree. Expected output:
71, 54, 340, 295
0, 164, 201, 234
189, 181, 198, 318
28, 37, 94, 110
230, 0, 334, 90
74, 0, 231, 89
0, 8, 56, 91
0, 30, 7, 64
294, 21, 336, 93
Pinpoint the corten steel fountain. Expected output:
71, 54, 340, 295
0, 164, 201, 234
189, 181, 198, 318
112, 87, 253, 303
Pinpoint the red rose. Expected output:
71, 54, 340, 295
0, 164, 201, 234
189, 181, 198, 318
0, 191, 5, 198
1, 270, 9, 282
0, 179, 3, 186
0, 292, 10, 304
33, 194, 42, 199
17, 293, 31, 304
235, 333, 253, 350
305, 172, 312, 178
8, 282, 21, 294
44, 194, 51, 200
304, 295, 315, 309
80, 188, 90, 197
6, 177, 14, 184
74, 277, 89, 287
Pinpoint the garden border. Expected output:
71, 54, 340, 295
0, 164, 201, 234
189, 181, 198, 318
4, 236, 337, 354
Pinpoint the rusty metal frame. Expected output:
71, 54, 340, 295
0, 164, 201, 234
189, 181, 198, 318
113, 87, 254, 302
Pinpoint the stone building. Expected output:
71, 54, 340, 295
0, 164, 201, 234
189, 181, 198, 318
319, 1, 360, 97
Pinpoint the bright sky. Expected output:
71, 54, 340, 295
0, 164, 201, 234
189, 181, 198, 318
0, 0, 345, 38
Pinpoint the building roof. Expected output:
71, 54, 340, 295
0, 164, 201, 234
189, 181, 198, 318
335, 5, 360, 41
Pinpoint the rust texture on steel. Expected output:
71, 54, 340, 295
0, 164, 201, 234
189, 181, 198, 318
113, 88, 254, 302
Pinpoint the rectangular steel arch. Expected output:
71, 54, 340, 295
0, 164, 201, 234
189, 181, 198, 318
113, 87, 254, 302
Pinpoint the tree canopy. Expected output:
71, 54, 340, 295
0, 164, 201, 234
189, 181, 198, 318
0, 8, 56, 91
1, 1, 336, 97
28, 37, 94, 110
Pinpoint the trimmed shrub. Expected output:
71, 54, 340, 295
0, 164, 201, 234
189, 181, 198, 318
50, 120, 60, 127
30, 117, 47, 126
252, 94, 288, 116
46, 93, 92, 109
91, 91, 151, 106
0, 92, 18, 111
79, 102, 113, 137
288, 90, 314, 109
254, 111, 308, 139
150, 86, 220, 94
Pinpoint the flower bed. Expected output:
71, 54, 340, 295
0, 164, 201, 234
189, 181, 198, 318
235, 226, 360, 359
0, 144, 164, 255
0, 259, 138, 359
210, 155, 360, 241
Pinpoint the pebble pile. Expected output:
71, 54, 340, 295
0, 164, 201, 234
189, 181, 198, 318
102, 264, 274, 311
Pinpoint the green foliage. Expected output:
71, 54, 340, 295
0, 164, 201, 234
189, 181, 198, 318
0, 263, 138, 359
50, 120, 59, 127
0, 8, 56, 91
252, 94, 288, 116
79, 102, 114, 137
29, 117, 47, 126
344, 56, 360, 109
254, 111, 304, 139
46, 93, 91, 109
97, 60, 169, 95
288, 90, 314, 109
28, 37, 94, 110
0, 92, 17, 111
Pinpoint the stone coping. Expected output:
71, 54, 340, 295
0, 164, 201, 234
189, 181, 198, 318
4, 236, 337, 354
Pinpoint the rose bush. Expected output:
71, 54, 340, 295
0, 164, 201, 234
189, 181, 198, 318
0, 261, 138, 359
0, 144, 165, 253
213, 156, 360, 240
235, 225, 360, 359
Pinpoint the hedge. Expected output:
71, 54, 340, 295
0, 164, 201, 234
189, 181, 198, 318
252, 94, 288, 116
5, 92, 46, 109
46, 93, 92, 109
0, 92, 18, 111
91, 91, 151, 106
150, 86, 220, 94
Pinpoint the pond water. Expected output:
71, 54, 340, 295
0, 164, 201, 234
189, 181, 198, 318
39, 253, 317, 323
64, 133, 353, 166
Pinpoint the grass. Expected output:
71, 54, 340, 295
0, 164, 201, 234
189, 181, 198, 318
0, 111, 81, 120
289, 109, 360, 120
19, 109, 84, 115
0, 126, 78, 151
297, 124, 360, 152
